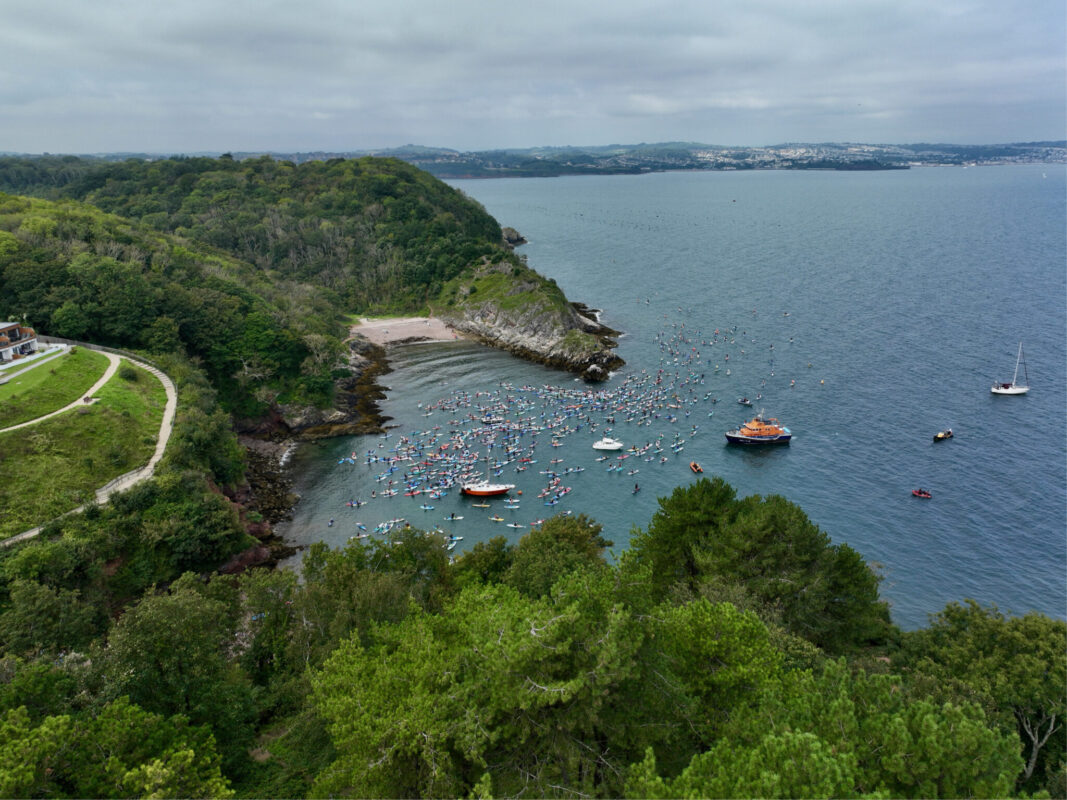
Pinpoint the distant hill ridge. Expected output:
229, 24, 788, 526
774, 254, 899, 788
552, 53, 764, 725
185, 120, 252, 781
2, 140, 1063, 179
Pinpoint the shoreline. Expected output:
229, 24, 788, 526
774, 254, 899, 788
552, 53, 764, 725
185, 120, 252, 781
248, 317, 461, 557
350, 316, 465, 346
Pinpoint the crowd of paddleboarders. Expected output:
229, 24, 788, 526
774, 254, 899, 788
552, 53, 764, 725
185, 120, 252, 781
330, 311, 810, 548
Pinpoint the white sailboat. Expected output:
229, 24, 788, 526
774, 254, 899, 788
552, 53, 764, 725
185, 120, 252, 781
991, 342, 1029, 395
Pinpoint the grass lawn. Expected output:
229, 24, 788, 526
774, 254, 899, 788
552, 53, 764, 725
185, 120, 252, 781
0, 361, 167, 538
0, 348, 111, 429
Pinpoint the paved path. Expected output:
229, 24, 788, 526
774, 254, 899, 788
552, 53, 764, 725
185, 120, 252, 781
1, 354, 177, 547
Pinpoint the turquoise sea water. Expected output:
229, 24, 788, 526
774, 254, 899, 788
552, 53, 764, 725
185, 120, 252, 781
279, 165, 1067, 630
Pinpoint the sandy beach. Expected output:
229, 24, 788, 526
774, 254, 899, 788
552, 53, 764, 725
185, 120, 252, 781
351, 316, 463, 346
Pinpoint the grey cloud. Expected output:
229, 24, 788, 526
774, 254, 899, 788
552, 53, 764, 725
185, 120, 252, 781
0, 0, 1062, 153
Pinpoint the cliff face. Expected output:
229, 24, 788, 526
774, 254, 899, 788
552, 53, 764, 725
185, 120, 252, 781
434, 259, 623, 381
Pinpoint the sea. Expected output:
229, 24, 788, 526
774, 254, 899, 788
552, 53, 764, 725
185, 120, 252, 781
278, 165, 1067, 631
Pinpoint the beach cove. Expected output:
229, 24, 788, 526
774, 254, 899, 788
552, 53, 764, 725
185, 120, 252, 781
351, 316, 465, 346
278, 166, 1067, 630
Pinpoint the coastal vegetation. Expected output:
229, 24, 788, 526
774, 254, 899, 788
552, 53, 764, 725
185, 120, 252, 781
0, 154, 1062, 797
0, 155, 505, 311
0, 191, 345, 419
1, 480, 1062, 798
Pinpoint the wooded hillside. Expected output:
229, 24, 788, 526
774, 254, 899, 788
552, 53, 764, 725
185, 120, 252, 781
0, 155, 510, 311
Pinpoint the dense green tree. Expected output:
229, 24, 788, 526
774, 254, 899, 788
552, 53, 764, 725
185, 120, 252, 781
1, 155, 508, 312
628, 659, 1022, 798
451, 535, 513, 590
363, 527, 456, 612
0, 191, 343, 415
0, 698, 233, 798
0, 579, 100, 659
312, 576, 637, 798
98, 574, 255, 776
276, 541, 414, 679
898, 600, 1067, 793
311, 566, 785, 799
0, 658, 80, 723
504, 513, 611, 598
625, 734, 857, 800
0, 705, 72, 797
627, 475, 740, 599
628, 477, 891, 652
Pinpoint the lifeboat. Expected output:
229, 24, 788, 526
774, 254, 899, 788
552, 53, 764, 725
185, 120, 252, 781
460, 481, 516, 497
912, 488, 932, 499
689, 461, 703, 473
725, 412, 791, 445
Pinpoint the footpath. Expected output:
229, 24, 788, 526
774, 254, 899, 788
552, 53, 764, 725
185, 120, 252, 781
0, 349, 177, 547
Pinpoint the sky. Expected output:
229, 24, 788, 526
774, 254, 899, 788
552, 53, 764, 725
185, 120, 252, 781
1, 0, 1063, 154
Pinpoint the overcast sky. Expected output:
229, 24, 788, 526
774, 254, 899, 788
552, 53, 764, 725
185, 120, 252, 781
1, 0, 1063, 154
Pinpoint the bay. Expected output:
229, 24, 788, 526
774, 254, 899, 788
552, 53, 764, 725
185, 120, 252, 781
279, 165, 1066, 630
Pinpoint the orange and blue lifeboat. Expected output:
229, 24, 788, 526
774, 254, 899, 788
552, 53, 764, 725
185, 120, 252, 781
725, 412, 791, 445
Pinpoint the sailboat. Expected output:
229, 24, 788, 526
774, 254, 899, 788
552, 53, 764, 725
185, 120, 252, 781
991, 342, 1030, 395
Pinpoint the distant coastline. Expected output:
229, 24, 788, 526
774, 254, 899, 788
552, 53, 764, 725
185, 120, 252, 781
5, 140, 1063, 179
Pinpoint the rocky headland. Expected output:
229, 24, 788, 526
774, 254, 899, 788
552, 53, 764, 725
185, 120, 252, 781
434, 257, 623, 381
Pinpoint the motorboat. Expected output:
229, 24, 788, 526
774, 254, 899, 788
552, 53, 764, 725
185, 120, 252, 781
725, 411, 791, 445
737, 397, 753, 406
933, 429, 953, 442
592, 436, 624, 451
460, 481, 515, 497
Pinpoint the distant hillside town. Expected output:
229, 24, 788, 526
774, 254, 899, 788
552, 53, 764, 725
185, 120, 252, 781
3, 140, 1063, 179
242, 140, 1067, 178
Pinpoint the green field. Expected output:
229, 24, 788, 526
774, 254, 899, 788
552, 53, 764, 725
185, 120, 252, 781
0, 360, 167, 538
0, 347, 111, 429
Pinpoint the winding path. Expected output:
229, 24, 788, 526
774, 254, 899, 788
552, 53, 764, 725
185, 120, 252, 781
1, 351, 177, 547
0, 352, 121, 435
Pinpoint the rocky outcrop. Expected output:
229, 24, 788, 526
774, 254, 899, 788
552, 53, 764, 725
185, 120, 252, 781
435, 260, 623, 381
501, 226, 528, 248
236, 337, 393, 440
282, 337, 393, 438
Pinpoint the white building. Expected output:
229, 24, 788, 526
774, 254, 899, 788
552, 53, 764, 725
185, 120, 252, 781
0, 321, 38, 362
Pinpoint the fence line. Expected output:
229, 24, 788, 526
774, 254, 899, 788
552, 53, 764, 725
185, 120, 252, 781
38, 335, 162, 371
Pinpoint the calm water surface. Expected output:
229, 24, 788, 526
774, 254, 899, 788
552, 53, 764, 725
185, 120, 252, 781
279, 166, 1067, 630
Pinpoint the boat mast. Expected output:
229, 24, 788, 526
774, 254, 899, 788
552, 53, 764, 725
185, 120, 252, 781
1012, 342, 1022, 386
1018, 343, 1029, 387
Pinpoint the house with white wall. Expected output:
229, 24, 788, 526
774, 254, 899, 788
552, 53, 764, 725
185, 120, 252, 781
0, 322, 38, 362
